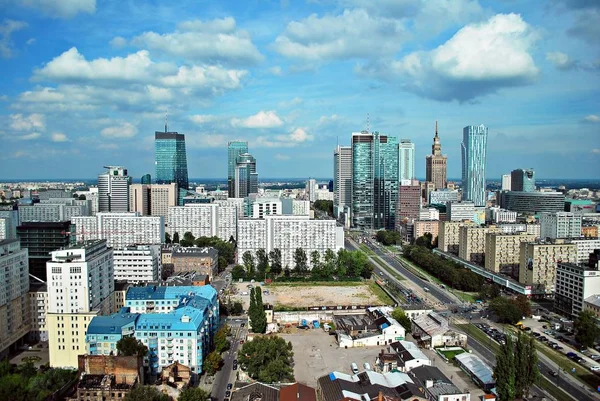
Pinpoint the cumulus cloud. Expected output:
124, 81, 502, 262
546, 51, 577, 70
318, 114, 340, 126
255, 128, 314, 148
275, 153, 290, 160
273, 9, 407, 61
101, 122, 138, 139
582, 114, 600, 123
190, 114, 219, 124
231, 110, 284, 128
15, 0, 96, 18
0, 19, 28, 58
131, 17, 263, 66
51, 132, 68, 142
109, 36, 127, 48
269, 66, 283, 76
18, 132, 41, 140
10, 113, 45, 131
357, 13, 540, 102
592, 148, 600, 154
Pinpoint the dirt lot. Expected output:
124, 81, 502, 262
231, 282, 382, 310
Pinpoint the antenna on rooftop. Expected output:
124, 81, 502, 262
165, 110, 168, 133
366, 113, 370, 133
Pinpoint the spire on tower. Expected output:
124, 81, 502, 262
435, 120, 438, 136
366, 113, 370, 133
165, 111, 168, 133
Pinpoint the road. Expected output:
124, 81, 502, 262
211, 317, 247, 401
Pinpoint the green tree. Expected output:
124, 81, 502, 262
242, 251, 255, 277
322, 249, 337, 278
214, 325, 231, 353
514, 295, 532, 317
124, 385, 169, 401
231, 301, 244, 315
514, 332, 539, 399
269, 248, 282, 276
249, 287, 267, 334
256, 249, 269, 280
180, 231, 196, 247
575, 310, 600, 348
218, 256, 228, 273
116, 336, 148, 357
0, 374, 27, 401
231, 265, 245, 280
203, 351, 224, 375
494, 335, 516, 401
165, 232, 172, 244
172, 232, 180, 244
313, 200, 334, 216
310, 251, 322, 278
293, 248, 308, 276
391, 308, 412, 332
238, 336, 294, 383
179, 387, 211, 401
415, 233, 433, 249
489, 297, 522, 324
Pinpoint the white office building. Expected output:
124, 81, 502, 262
488, 207, 518, 223
168, 203, 238, 241
0, 210, 19, 236
18, 202, 90, 223
98, 166, 131, 213
71, 213, 164, 249
540, 212, 582, 239
237, 215, 344, 269
306, 179, 317, 202
419, 208, 440, 221
446, 202, 475, 222
334, 146, 352, 217
555, 262, 600, 317
113, 245, 161, 283
570, 238, 600, 265
429, 189, 459, 206
501, 174, 511, 191
399, 139, 415, 182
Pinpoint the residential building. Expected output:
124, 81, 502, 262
71, 355, 143, 401
113, 245, 161, 283
446, 201, 475, 222
237, 215, 344, 270
168, 203, 237, 242
352, 131, 399, 230
47, 240, 114, 368
519, 241, 577, 295
150, 183, 178, 225
335, 307, 406, 348
414, 221, 439, 243
409, 365, 471, 401
0, 217, 15, 240
28, 283, 48, 342
228, 141, 248, 198
155, 130, 189, 193
421, 181, 436, 208
0, 210, 18, 237
584, 294, 600, 318
17, 221, 73, 280
570, 238, 600, 265
171, 247, 218, 281
499, 191, 565, 215
333, 145, 352, 218
461, 125, 488, 207
511, 168, 535, 192
399, 139, 415, 182
390, 341, 431, 372
540, 212, 583, 239
280, 383, 317, 401
306, 178, 317, 202
458, 226, 501, 265
425, 122, 447, 190
487, 207, 517, 223
18, 202, 90, 222
235, 153, 258, 198
419, 208, 440, 221
429, 189, 459, 206
98, 166, 131, 212
396, 180, 421, 229
501, 174, 511, 191
485, 232, 537, 275
555, 262, 600, 317
249, 198, 282, 219
0, 239, 30, 359
438, 221, 474, 254
454, 353, 495, 392
129, 184, 150, 216
112, 282, 132, 313
496, 223, 540, 238
37, 190, 72, 200
411, 312, 467, 349
582, 225, 599, 238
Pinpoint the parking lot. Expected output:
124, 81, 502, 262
281, 330, 381, 386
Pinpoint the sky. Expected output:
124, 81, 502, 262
0, 0, 599, 181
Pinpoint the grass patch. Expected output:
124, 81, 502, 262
396, 255, 435, 283
368, 281, 395, 306
360, 244, 376, 256
453, 290, 478, 303
436, 348, 466, 361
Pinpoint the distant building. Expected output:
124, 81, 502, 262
113, 245, 161, 283
511, 168, 535, 192
485, 232, 537, 275
18, 201, 90, 222
425, 122, 447, 190
168, 203, 238, 242
458, 226, 501, 265
155, 130, 189, 192
228, 141, 248, 198
414, 220, 439, 243
555, 262, 600, 317
396, 180, 421, 229
565, 199, 595, 213
98, 166, 131, 213
461, 125, 488, 207
335, 307, 406, 348
487, 207, 517, 223
499, 191, 565, 215
519, 241, 577, 295
235, 153, 258, 198
540, 212, 582, 239
438, 221, 475, 254
501, 174, 511, 191
399, 139, 415, 182
171, 247, 218, 281
569, 238, 600, 265
429, 189, 459, 206
28, 283, 48, 342
334, 146, 352, 218
141, 174, 152, 185
306, 178, 317, 202
446, 202, 475, 222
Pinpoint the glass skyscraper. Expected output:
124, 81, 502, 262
510, 168, 535, 192
155, 131, 189, 191
140, 174, 151, 185
461, 125, 488, 207
228, 141, 248, 198
352, 131, 399, 230
234, 153, 258, 198
398, 139, 415, 182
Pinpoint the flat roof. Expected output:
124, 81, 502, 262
87, 312, 139, 335
126, 285, 216, 302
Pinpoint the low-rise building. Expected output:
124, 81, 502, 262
171, 247, 218, 281
71, 355, 143, 401
335, 308, 406, 348
409, 365, 471, 401
554, 262, 600, 317
390, 341, 431, 372
411, 312, 467, 349
454, 353, 495, 391
584, 295, 600, 318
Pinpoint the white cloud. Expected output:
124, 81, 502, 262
358, 13, 540, 102
287, 127, 312, 142
0, 19, 28, 58
592, 148, 600, 154
273, 9, 407, 61
583, 114, 600, 123
231, 110, 284, 128
16, 0, 96, 18
109, 36, 127, 48
278, 97, 303, 108
269, 66, 283, 76
190, 114, 219, 124
318, 114, 339, 126
186, 133, 228, 148
51, 132, 68, 142
26, 38, 35, 45
100, 122, 138, 139
10, 113, 45, 131
275, 153, 290, 160
131, 17, 263, 66
18, 132, 41, 140
546, 51, 577, 70
255, 127, 314, 148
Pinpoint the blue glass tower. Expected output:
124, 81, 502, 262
228, 141, 248, 198
461, 125, 488, 207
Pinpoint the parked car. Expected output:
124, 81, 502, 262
227, 384, 233, 390
591, 366, 600, 372
351, 362, 359, 374
226, 391, 231, 397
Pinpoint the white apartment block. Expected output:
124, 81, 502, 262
540, 212, 583, 239
151, 184, 178, 225
458, 226, 501, 265
419, 208, 440, 221
315, 189, 334, 201
215, 198, 245, 217
237, 215, 344, 269
555, 262, 600, 317
0, 239, 30, 358
488, 207, 517, 223
71, 213, 165, 249
113, 245, 161, 283
29, 285, 48, 342
569, 238, 600, 265
519, 241, 577, 295
292, 199, 310, 216
429, 189, 459, 205
168, 204, 237, 242
485, 232, 537, 274
251, 198, 282, 219
501, 174, 511, 191
446, 202, 475, 222
306, 179, 317, 202
46, 240, 114, 368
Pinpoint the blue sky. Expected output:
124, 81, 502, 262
0, 0, 598, 180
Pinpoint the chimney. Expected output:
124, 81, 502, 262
425, 380, 434, 388
378, 391, 383, 401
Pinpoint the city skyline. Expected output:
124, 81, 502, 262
1, 1, 599, 180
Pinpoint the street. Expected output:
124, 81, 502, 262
211, 317, 247, 401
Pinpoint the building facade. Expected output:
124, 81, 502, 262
98, 166, 131, 213
511, 168, 535, 192
113, 245, 161, 283
414, 220, 440, 243
499, 191, 565, 215
429, 189, 459, 206
168, 203, 238, 242
438, 221, 474, 254
396, 181, 421, 226
399, 139, 415, 182
28, 284, 48, 342
171, 247, 218, 281
227, 141, 249, 198
518, 241, 577, 295
155, 131, 189, 192
501, 174, 511, 191
485, 232, 536, 275
458, 226, 500, 265
570, 238, 600, 265
446, 202, 475, 222
540, 212, 582, 239
425, 122, 447, 190
235, 153, 258, 198
555, 262, 600, 317
461, 125, 488, 207
129, 184, 150, 216
333, 146, 352, 218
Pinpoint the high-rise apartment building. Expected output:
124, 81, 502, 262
352, 131, 399, 230
438, 221, 475, 254
28, 283, 48, 342
333, 146, 352, 217
501, 174, 511, 191
458, 226, 501, 265
396, 180, 421, 228
425, 122, 447, 189
519, 241, 577, 295
540, 212, 582, 239
228, 141, 248, 198
113, 245, 161, 283
511, 168, 535, 192
429, 190, 459, 206
0, 239, 30, 359
129, 184, 150, 215
18, 202, 90, 222
98, 166, 131, 212
555, 262, 600, 317
155, 129, 189, 205
0, 210, 18, 237
47, 240, 114, 368
461, 125, 488, 207
398, 139, 415, 182
306, 178, 317, 202
168, 204, 238, 242
0, 217, 15, 240
235, 153, 258, 198
484, 232, 536, 274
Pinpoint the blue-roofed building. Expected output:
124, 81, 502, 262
86, 308, 139, 356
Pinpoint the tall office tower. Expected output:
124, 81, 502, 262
461, 125, 488, 207
425, 122, 448, 189
511, 168, 535, 192
129, 184, 150, 215
395, 180, 421, 230
398, 139, 415, 182
150, 183, 178, 225
228, 141, 248, 198
306, 178, 317, 202
235, 153, 258, 198
47, 240, 114, 368
155, 129, 189, 191
501, 174, 511, 191
333, 146, 352, 217
352, 131, 399, 230
0, 239, 30, 359
141, 174, 152, 185
98, 166, 131, 212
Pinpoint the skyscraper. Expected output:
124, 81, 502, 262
235, 153, 258, 198
333, 146, 352, 217
461, 125, 488, 207
398, 139, 415, 182
140, 174, 151, 185
425, 121, 447, 189
511, 168, 535, 192
228, 141, 248, 198
501, 174, 511, 191
155, 129, 189, 191
352, 131, 399, 230
98, 166, 131, 212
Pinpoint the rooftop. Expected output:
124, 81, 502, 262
172, 247, 218, 258
455, 353, 494, 386
87, 310, 139, 335
126, 285, 216, 303
409, 366, 463, 397
318, 370, 424, 401
280, 383, 317, 401
412, 312, 449, 336
135, 305, 207, 332
585, 294, 600, 308
391, 341, 429, 363
231, 382, 280, 401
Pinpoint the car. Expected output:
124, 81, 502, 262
232, 365, 238, 370
351, 362, 359, 374
226, 391, 231, 397
542, 325, 548, 329
241, 323, 245, 327
364, 362, 372, 371
591, 355, 600, 360
549, 370, 558, 377
533, 332, 541, 337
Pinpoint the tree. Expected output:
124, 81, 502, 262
165, 232, 172, 244
161, 264, 174, 280
269, 248, 282, 276
242, 251, 255, 277
494, 335, 516, 401
203, 351, 224, 375
78, 194, 86, 200
214, 325, 231, 353
231, 265, 245, 280
575, 310, 600, 348
415, 233, 433, 249
489, 297, 522, 324
124, 386, 169, 401
249, 287, 267, 334
293, 248, 308, 276
218, 256, 228, 273
391, 308, 412, 332
180, 231, 196, 247
231, 301, 243, 315
313, 200, 334, 216
116, 336, 148, 357
310, 251, 322, 278
514, 295, 532, 317
256, 249, 269, 280
375, 230, 401, 246
514, 332, 539, 399
322, 249, 337, 278
172, 232, 180, 244
238, 336, 294, 383
179, 387, 210, 401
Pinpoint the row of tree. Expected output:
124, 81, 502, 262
375, 230, 401, 246
313, 200, 334, 216
575, 310, 600, 348
233, 248, 373, 281
165, 232, 235, 272
249, 287, 268, 334
0, 359, 77, 401
494, 332, 539, 401
238, 336, 295, 383
488, 296, 531, 324
402, 245, 484, 292
124, 385, 209, 401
